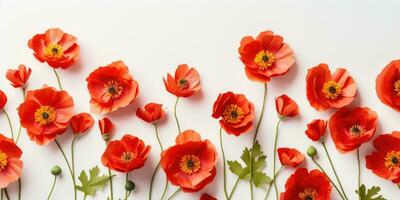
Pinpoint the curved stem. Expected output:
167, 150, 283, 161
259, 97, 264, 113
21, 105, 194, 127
219, 127, 229, 200
228, 177, 240, 200
108, 169, 114, 200
3, 189, 9, 200
322, 141, 348, 200
3, 110, 14, 141
167, 188, 181, 200
154, 123, 164, 151
54, 139, 76, 200
160, 177, 169, 200
357, 148, 361, 200
312, 158, 346, 200
18, 178, 21, 200
264, 166, 283, 200
70, 136, 78, 199
53, 68, 63, 91
149, 162, 160, 200
173, 97, 181, 134
124, 173, 131, 200
46, 175, 57, 200
149, 123, 167, 200
253, 83, 268, 144
272, 118, 283, 200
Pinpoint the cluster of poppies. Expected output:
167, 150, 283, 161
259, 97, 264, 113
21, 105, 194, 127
0, 27, 399, 200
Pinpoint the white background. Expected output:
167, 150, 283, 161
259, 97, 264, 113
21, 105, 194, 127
1, 0, 400, 199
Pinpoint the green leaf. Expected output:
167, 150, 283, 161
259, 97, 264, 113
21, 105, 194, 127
252, 171, 272, 189
355, 184, 386, 200
227, 160, 250, 179
76, 166, 111, 196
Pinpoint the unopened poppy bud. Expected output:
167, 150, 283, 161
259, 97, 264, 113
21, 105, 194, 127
125, 180, 135, 191
307, 146, 317, 157
51, 165, 62, 176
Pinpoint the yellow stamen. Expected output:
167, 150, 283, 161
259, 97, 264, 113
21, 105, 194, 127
394, 80, 400, 96
180, 155, 201, 175
0, 152, 7, 170
254, 50, 275, 70
348, 124, 365, 137
104, 80, 123, 99
385, 151, 400, 171
299, 188, 318, 200
120, 152, 136, 163
322, 80, 342, 100
44, 43, 64, 59
34, 106, 56, 126
222, 104, 244, 124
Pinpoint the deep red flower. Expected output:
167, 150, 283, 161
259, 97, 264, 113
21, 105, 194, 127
160, 130, 217, 192
212, 91, 255, 136
305, 119, 327, 142
6, 64, 32, 88
136, 103, 164, 123
275, 94, 299, 117
366, 131, 400, 183
280, 168, 332, 200
163, 64, 201, 97
86, 61, 139, 114
0, 90, 7, 110
199, 193, 217, 200
101, 134, 151, 173
0, 134, 23, 188
70, 112, 94, 135
376, 60, 400, 112
278, 148, 305, 168
329, 107, 378, 153
99, 117, 114, 142
238, 30, 295, 82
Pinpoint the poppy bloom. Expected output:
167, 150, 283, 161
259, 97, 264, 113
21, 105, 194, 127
305, 119, 327, 142
366, 131, 400, 183
306, 63, 357, 111
101, 134, 151, 173
70, 112, 94, 135
99, 117, 114, 142
6, 64, 32, 88
376, 60, 400, 112
161, 130, 217, 192
329, 107, 378, 153
0, 90, 7, 110
136, 103, 164, 123
28, 28, 80, 69
199, 193, 217, 200
275, 94, 299, 118
18, 86, 74, 145
280, 168, 332, 200
163, 64, 201, 97
86, 61, 139, 114
278, 148, 305, 168
238, 30, 295, 82
212, 92, 255, 136
0, 134, 23, 188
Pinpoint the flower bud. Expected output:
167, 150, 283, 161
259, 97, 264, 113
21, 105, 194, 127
51, 165, 62, 176
125, 180, 135, 191
307, 146, 317, 157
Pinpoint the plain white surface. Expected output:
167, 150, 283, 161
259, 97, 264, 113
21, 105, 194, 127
1, 0, 400, 199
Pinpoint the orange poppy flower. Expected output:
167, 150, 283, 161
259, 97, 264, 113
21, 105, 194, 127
86, 61, 139, 114
238, 30, 295, 82
163, 64, 201, 97
275, 94, 299, 118
17, 86, 74, 145
329, 107, 378, 153
376, 60, 400, 112
28, 28, 80, 69
6, 64, 32, 88
278, 147, 305, 168
0, 134, 23, 189
98, 117, 114, 142
212, 91, 255, 136
305, 119, 327, 142
70, 112, 94, 135
101, 134, 151, 173
306, 63, 357, 111
200, 193, 217, 200
160, 130, 217, 192
136, 103, 164, 123
0, 90, 7, 110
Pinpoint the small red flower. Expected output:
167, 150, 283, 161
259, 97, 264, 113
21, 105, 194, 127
306, 63, 357, 111
28, 28, 80, 69
280, 168, 332, 200
376, 60, 400, 112
161, 130, 217, 192
212, 92, 255, 136
163, 64, 201, 97
101, 134, 151, 173
329, 107, 378, 153
200, 193, 217, 200
366, 131, 400, 183
0, 134, 23, 188
6, 64, 32, 88
136, 103, 164, 123
275, 94, 299, 117
99, 117, 114, 142
278, 148, 305, 168
70, 112, 94, 135
0, 90, 7, 110
305, 119, 327, 142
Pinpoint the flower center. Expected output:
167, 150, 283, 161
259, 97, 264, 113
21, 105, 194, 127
120, 151, 136, 163
322, 80, 342, 100
179, 155, 201, 175
394, 79, 400, 96
0, 152, 8, 171
34, 106, 57, 126
105, 80, 123, 99
254, 50, 275, 70
385, 151, 400, 171
44, 43, 64, 59
177, 78, 189, 89
299, 188, 318, 200
222, 104, 245, 124
348, 124, 365, 137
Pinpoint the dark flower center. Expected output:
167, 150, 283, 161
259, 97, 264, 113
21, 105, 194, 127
329, 86, 336, 94
42, 112, 49, 119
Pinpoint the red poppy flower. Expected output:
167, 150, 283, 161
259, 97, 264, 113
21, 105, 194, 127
163, 64, 201, 97
366, 131, 400, 183
278, 148, 305, 168
99, 117, 114, 142
305, 119, 327, 142
275, 94, 299, 118
199, 193, 217, 200
329, 107, 378, 153
6, 64, 32, 88
280, 168, 332, 200
306, 63, 357, 111
70, 112, 94, 135
18, 86, 74, 145
161, 130, 217, 192
86, 61, 139, 114
212, 92, 255, 136
101, 134, 151, 173
0, 90, 7, 110
136, 103, 164, 123
28, 28, 80, 69
376, 60, 400, 112
238, 30, 295, 82
0, 134, 23, 189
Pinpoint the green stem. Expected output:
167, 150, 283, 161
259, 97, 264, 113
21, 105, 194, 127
16, 88, 26, 145
124, 173, 130, 200
3, 189, 9, 200
108, 169, 114, 200
219, 127, 229, 200
167, 188, 181, 200
264, 166, 283, 200
3, 110, 14, 141
160, 178, 168, 200
272, 118, 283, 200
1, 189, 3, 200
173, 97, 181, 133
228, 177, 240, 200
18, 178, 21, 200
53, 68, 63, 91
46, 175, 57, 200
357, 148, 361, 200
149, 123, 167, 200
83, 195, 87, 200
70, 136, 78, 199
54, 139, 76, 200
312, 158, 346, 200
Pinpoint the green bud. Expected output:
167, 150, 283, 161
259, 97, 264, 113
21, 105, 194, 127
307, 146, 317, 157
51, 165, 62, 176
125, 180, 135, 191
